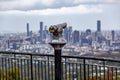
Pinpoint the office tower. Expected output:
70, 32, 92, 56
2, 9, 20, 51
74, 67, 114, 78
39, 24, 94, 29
111, 30, 115, 41
44, 25, 47, 31
29, 30, 33, 36
80, 31, 90, 46
106, 40, 111, 46
63, 26, 73, 44
43, 26, 47, 41
86, 29, 91, 36
64, 27, 69, 42
73, 30, 79, 44
86, 29, 92, 46
7, 40, 10, 48
27, 23, 29, 36
97, 20, 101, 32
68, 26, 73, 43
91, 32, 96, 41
40, 22, 43, 31
80, 31, 92, 46
13, 43, 17, 49
40, 21, 43, 42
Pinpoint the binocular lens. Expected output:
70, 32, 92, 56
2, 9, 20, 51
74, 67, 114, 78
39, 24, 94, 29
49, 26, 55, 33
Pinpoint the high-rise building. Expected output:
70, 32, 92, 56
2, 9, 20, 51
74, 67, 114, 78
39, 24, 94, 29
80, 32, 88, 46
64, 27, 69, 42
86, 29, 92, 46
43, 26, 47, 41
73, 30, 79, 44
13, 43, 17, 49
97, 20, 101, 32
39, 21, 43, 42
111, 30, 115, 41
68, 26, 73, 43
86, 29, 91, 36
40, 22, 43, 31
7, 40, 10, 48
27, 23, 29, 36
64, 26, 73, 44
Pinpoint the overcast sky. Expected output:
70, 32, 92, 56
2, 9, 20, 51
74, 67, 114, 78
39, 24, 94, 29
0, 0, 120, 33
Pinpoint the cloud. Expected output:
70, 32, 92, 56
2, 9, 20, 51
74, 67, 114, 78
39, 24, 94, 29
0, 0, 56, 10
0, 0, 41, 10
0, 5, 102, 15
105, 0, 120, 3
0, 0, 119, 11
40, 0, 55, 6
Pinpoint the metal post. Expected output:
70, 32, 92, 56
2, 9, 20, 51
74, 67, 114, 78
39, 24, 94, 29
30, 55, 33, 80
103, 60, 105, 80
55, 49, 62, 80
49, 43, 66, 80
83, 59, 86, 80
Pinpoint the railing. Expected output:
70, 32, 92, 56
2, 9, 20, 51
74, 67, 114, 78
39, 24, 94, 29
0, 51, 120, 80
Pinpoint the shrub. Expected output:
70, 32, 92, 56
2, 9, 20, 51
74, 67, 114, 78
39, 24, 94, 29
0, 67, 20, 80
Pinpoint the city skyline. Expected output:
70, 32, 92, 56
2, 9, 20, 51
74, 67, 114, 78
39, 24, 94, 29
0, 0, 120, 33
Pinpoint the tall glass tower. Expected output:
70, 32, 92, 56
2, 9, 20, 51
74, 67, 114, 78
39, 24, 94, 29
97, 20, 101, 32
40, 21, 43, 42
27, 23, 29, 36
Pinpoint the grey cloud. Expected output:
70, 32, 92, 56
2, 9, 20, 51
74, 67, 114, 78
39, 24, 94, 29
0, 0, 80, 11
0, 0, 120, 11
26, 1, 79, 10
0, 0, 14, 1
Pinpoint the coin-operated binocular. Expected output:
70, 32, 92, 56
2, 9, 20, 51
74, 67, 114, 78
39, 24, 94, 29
49, 22, 67, 43
49, 23, 67, 80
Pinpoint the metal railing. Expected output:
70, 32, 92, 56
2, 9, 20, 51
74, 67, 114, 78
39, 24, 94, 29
0, 51, 120, 80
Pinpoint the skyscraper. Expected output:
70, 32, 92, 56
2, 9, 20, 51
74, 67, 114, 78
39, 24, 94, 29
97, 20, 101, 32
43, 25, 47, 41
80, 32, 88, 46
64, 26, 73, 44
111, 30, 115, 41
86, 29, 92, 46
68, 26, 73, 43
63, 27, 69, 42
40, 21, 43, 42
73, 30, 79, 44
27, 23, 29, 36
40, 22, 43, 31
86, 29, 91, 36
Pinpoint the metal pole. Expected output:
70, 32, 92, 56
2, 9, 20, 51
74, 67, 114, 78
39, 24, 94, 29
83, 59, 86, 80
55, 49, 62, 80
30, 55, 33, 80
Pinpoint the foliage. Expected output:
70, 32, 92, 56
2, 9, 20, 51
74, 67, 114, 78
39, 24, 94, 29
0, 67, 20, 80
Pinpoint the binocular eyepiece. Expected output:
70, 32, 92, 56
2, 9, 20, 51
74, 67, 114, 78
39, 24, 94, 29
49, 22, 67, 33
49, 22, 67, 43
